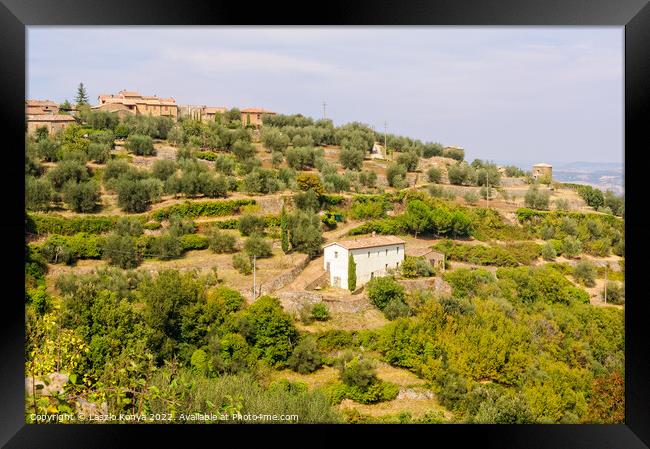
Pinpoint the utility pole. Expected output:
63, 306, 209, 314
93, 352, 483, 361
383, 121, 388, 158
322, 101, 327, 120
486, 170, 490, 209
252, 255, 257, 300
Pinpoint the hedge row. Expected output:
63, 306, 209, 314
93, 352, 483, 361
515, 208, 621, 227
27, 213, 126, 236
197, 215, 281, 233
195, 151, 220, 161
433, 240, 517, 267
151, 199, 256, 220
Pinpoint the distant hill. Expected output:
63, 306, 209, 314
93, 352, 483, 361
495, 159, 624, 194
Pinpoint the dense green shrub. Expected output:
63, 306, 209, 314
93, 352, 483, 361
47, 160, 89, 190
232, 253, 252, 275
427, 166, 443, 183
27, 213, 122, 236
573, 261, 596, 287
524, 185, 550, 210
151, 199, 255, 220
311, 303, 331, 321
386, 162, 408, 188
400, 256, 435, 278
238, 214, 267, 236
208, 230, 237, 253
366, 276, 405, 310
25, 176, 54, 211
287, 337, 323, 374
179, 234, 209, 251
383, 297, 411, 320
243, 234, 273, 259
39, 232, 104, 264
125, 134, 155, 156
602, 282, 624, 305
87, 142, 112, 164
151, 159, 177, 180
151, 234, 184, 259
62, 180, 101, 213
102, 233, 140, 268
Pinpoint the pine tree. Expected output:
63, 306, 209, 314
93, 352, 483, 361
280, 206, 290, 253
348, 254, 357, 291
75, 83, 89, 106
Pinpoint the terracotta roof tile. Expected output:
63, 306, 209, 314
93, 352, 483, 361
326, 235, 405, 250
27, 114, 76, 122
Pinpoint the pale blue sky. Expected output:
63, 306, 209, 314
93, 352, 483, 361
27, 27, 623, 163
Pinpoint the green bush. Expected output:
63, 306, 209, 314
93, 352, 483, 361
287, 337, 324, 374
47, 160, 89, 190
427, 166, 442, 183
87, 142, 111, 163
102, 233, 140, 269
562, 236, 582, 258
328, 380, 399, 405
311, 303, 331, 321
366, 276, 405, 310
39, 232, 104, 264
243, 234, 273, 259
151, 234, 184, 260
383, 297, 411, 320
151, 199, 255, 220
602, 282, 624, 305
62, 180, 101, 213
125, 134, 155, 156
238, 214, 266, 236
179, 234, 209, 251
573, 261, 596, 287
151, 159, 177, 180
208, 230, 237, 253
25, 176, 54, 211
400, 256, 434, 278
27, 213, 122, 236
524, 185, 550, 210
232, 253, 252, 275
541, 242, 557, 261
337, 353, 377, 388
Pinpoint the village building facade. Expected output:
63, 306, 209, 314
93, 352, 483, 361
323, 235, 406, 290
26, 114, 77, 134
26, 99, 59, 115
97, 90, 178, 119
178, 105, 228, 122
241, 107, 276, 128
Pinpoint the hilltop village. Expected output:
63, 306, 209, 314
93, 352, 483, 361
25, 86, 625, 424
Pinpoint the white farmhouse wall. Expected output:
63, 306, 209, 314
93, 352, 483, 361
351, 245, 404, 286
323, 244, 350, 289
323, 243, 404, 290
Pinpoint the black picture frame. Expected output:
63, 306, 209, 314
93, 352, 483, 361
1, 1, 648, 447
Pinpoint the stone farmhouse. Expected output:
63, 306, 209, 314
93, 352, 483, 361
241, 107, 276, 128
532, 163, 553, 181
323, 235, 406, 290
25, 99, 76, 134
26, 99, 59, 115
26, 114, 77, 134
96, 90, 178, 119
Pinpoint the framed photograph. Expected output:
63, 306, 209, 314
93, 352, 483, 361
1, 0, 648, 447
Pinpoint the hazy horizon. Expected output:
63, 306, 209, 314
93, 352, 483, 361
27, 27, 623, 164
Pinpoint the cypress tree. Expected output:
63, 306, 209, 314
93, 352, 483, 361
75, 82, 89, 106
348, 254, 357, 291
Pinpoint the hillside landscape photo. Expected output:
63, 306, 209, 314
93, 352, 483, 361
24, 27, 624, 424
